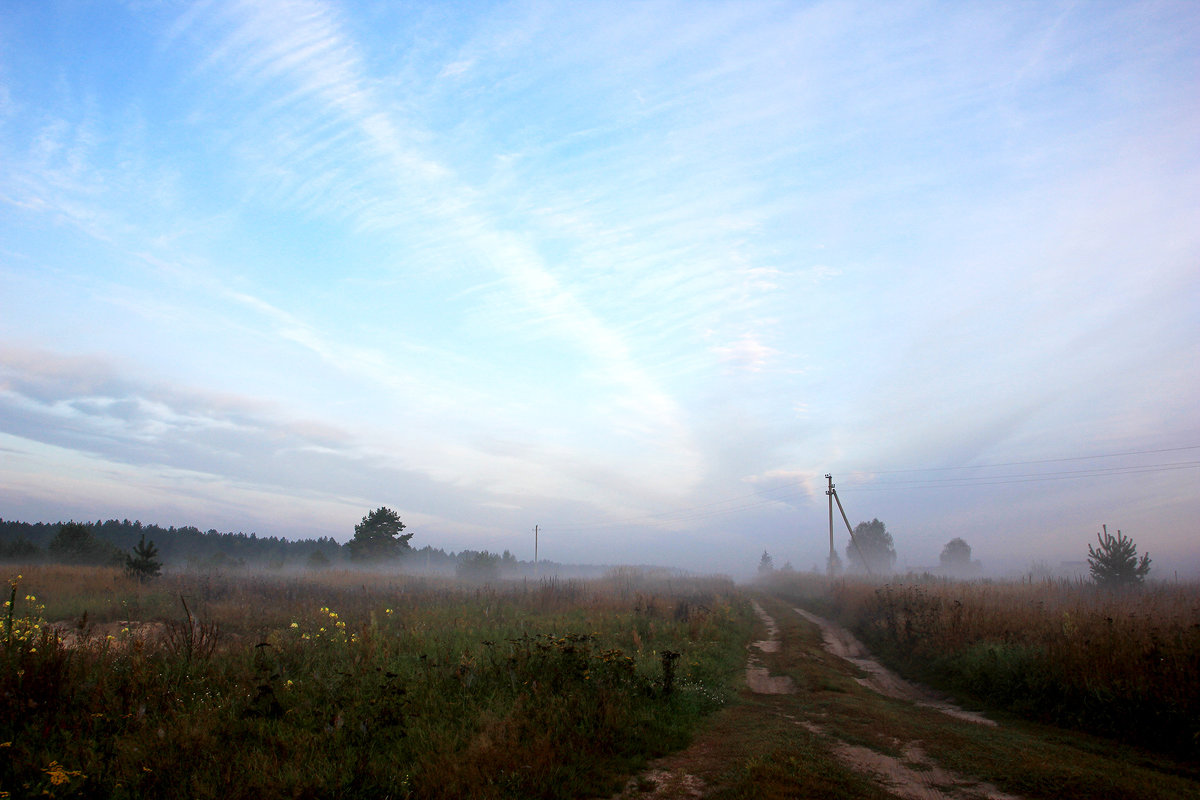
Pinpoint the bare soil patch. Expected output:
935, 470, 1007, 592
745, 600, 795, 695
50, 620, 169, 650
823, 733, 1020, 800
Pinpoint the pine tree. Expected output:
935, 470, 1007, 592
125, 534, 162, 583
1086, 525, 1150, 587
346, 507, 414, 561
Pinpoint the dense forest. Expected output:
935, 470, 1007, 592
0, 517, 564, 577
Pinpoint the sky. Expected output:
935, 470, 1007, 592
1, 1, 1197, 578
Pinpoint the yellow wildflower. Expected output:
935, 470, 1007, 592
43, 760, 82, 786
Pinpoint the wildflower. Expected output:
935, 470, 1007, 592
43, 761, 83, 786
384, 608, 393, 615
290, 622, 299, 629
24, 595, 35, 603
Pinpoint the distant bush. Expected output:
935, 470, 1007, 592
455, 549, 500, 581
47, 522, 123, 566
0, 537, 40, 561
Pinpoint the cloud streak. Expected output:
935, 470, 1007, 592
1, 1, 1197, 573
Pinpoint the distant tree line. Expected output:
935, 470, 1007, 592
0, 512, 558, 580
0, 517, 341, 569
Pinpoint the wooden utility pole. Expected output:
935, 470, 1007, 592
826, 474, 872, 576
826, 474, 835, 575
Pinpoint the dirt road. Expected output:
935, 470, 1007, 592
609, 594, 1198, 800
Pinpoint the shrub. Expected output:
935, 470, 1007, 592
1087, 525, 1151, 587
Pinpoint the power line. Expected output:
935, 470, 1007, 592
544, 445, 1200, 531
847, 461, 1200, 491
842, 459, 1200, 486
854, 444, 1200, 475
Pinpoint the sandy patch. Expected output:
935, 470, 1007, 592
816, 729, 1020, 800
610, 768, 706, 799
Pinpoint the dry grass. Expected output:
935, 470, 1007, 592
766, 572, 1200, 758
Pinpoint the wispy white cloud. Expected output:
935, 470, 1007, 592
2, 1, 1198, 572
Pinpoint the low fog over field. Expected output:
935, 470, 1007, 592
1, 2, 1197, 577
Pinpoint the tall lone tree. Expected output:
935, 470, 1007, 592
846, 518, 897, 574
346, 507, 414, 561
1087, 525, 1151, 587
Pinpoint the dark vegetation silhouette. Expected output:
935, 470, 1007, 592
1087, 525, 1151, 587
345, 506, 413, 562
939, 537, 980, 576
1, 516, 579, 578
1, 517, 342, 568
846, 518, 896, 573
47, 521, 123, 565
124, 534, 162, 582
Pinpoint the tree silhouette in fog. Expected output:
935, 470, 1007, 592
846, 519, 896, 574
1087, 526, 1150, 587
346, 507, 414, 561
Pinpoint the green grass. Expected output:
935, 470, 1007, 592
1, 566, 754, 799
752, 589, 1200, 800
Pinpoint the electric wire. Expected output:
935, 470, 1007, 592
544, 445, 1200, 532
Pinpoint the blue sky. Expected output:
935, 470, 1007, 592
1, 1, 1197, 576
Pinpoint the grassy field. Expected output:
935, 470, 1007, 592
1, 565, 754, 799
765, 571, 1200, 760
7, 564, 1199, 799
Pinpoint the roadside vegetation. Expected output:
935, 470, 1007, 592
764, 571, 1200, 760
1, 565, 752, 799
736, 592, 1199, 800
